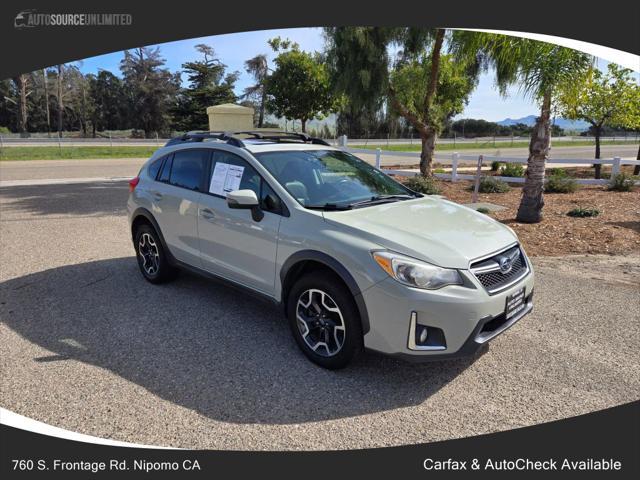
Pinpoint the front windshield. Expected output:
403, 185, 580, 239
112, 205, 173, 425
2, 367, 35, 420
253, 149, 416, 209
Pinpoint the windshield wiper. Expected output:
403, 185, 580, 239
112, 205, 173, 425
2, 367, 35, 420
305, 203, 353, 211
348, 194, 416, 208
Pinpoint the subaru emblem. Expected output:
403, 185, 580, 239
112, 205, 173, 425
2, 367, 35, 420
499, 256, 513, 274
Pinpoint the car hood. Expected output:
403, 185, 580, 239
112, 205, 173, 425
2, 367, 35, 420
322, 196, 518, 269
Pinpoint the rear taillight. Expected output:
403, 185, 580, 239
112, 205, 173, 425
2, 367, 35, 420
129, 176, 140, 192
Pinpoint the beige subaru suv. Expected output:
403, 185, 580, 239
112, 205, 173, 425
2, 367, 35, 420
128, 131, 534, 369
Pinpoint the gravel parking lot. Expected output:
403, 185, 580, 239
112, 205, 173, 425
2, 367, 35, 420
1, 180, 638, 450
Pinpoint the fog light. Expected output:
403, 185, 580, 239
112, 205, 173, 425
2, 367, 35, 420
408, 312, 447, 351
418, 326, 428, 344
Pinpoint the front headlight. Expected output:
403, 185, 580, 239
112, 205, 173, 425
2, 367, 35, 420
372, 251, 462, 290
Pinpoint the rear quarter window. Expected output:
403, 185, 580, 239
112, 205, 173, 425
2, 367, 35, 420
147, 157, 164, 180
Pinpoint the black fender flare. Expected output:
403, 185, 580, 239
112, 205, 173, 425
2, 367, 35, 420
130, 208, 178, 265
280, 250, 370, 334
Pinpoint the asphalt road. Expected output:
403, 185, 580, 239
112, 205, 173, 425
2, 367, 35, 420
0, 180, 638, 450
361, 144, 639, 167
0, 144, 637, 185
0, 158, 146, 182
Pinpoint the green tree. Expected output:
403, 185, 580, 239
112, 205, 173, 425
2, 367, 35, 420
559, 63, 640, 178
325, 28, 483, 175
265, 41, 335, 133
389, 54, 478, 160
173, 44, 238, 132
0, 79, 14, 130
455, 33, 594, 223
88, 70, 128, 135
120, 47, 180, 137
626, 83, 640, 175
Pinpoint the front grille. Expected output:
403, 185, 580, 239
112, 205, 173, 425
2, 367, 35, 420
470, 245, 528, 294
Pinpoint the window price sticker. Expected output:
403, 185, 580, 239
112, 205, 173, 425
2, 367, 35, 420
209, 162, 245, 196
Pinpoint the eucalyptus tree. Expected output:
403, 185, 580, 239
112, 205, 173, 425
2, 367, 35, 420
13, 74, 30, 135
243, 54, 269, 127
453, 33, 594, 223
323, 27, 391, 138
120, 47, 180, 137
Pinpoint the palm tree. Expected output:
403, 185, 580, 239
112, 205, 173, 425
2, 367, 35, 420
243, 54, 269, 128
453, 34, 593, 223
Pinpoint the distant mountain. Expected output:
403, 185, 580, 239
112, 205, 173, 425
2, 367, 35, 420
497, 115, 537, 126
497, 115, 590, 131
553, 118, 591, 131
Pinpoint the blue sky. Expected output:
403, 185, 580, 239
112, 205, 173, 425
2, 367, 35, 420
75, 27, 616, 123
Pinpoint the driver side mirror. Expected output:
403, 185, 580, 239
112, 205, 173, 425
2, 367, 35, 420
226, 189, 264, 222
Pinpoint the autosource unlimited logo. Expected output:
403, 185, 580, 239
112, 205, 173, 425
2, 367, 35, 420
14, 10, 132, 28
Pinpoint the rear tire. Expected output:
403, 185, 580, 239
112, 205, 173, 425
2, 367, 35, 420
133, 224, 177, 284
287, 272, 363, 369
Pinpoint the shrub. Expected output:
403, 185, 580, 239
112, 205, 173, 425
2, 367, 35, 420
0, 126, 10, 134
546, 174, 578, 193
548, 168, 567, 177
467, 176, 511, 193
490, 161, 502, 172
500, 162, 525, 177
476, 207, 491, 214
404, 175, 441, 195
567, 207, 600, 218
607, 173, 635, 192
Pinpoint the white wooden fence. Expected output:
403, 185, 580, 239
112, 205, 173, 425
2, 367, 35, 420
343, 147, 640, 186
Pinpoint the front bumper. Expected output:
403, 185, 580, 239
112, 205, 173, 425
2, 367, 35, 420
360, 266, 534, 361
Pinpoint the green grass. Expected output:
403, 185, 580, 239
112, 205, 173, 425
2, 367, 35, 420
351, 140, 635, 152
0, 146, 159, 161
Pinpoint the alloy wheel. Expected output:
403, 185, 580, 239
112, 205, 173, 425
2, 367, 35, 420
296, 289, 346, 357
138, 232, 160, 275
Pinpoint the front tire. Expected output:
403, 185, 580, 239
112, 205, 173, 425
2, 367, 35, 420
287, 272, 363, 369
134, 224, 177, 284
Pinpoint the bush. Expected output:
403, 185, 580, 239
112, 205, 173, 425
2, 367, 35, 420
500, 162, 525, 177
608, 173, 635, 192
404, 175, 441, 195
0, 126, 10, 134
546, 174, 578, 193
490, 161, 502, 172
434, 168, 446, 174
476, 207, 491, 214
567, 207, 600, 218
467, 176, 511, 193
548, 168, 567, 177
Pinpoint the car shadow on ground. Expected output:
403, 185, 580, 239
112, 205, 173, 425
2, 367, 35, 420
0, 181, 128, 217
1, 257, 481, 425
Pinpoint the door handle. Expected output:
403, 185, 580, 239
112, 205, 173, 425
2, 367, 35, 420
151, 191, 163, 201
200, 208, 216, 221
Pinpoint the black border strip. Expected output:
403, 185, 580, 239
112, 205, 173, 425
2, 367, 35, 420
2, 401, 638, 479
1, 0, 638, 79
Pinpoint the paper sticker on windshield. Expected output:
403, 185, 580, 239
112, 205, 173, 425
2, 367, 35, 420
209, 163, 245, 196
